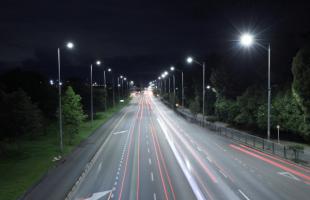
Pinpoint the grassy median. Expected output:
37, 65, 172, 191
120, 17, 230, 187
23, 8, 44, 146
0, 100, 129, 200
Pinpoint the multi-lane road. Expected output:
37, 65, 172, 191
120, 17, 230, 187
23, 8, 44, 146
24, 91, 310, 200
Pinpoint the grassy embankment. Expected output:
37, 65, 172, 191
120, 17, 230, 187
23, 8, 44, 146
0, 100, 129, 200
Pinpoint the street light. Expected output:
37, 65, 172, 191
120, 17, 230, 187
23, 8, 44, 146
240, 33, 254, 47
96, 60, 101, 65
187, 57, 193, 63
57, 41, 74, 153
170, 66, 185, 108
239, 33, 271, 140
186, 56, 206, 124
90, 60, 101, 125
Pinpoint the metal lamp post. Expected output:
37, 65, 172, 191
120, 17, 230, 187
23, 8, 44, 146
57, 41, 74, 153
187, 56, 206, 124
240, 33, 272, 140
170, 66, 184, 108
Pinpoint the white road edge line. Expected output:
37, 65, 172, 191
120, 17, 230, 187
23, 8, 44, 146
238, 189, 250, 200
153, 193, 157, 200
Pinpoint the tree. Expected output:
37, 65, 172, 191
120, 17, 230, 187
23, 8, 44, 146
0, 89, 43, 142
189, 96, 200, 118
214, 97, 239, 123
292, 45, 310, 140
61, 86, 86, 143
234, 86, 264, 126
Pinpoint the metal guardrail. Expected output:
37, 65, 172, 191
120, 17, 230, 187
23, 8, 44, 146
161, 99, 310, 165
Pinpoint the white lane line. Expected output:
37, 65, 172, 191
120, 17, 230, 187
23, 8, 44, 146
153, 193, 157, 200
206, 156, 213, 163
148, 148, 150, 153
149, 158, 152, 165
238, 189, 250, 200
112, 130, 128, 135
219, 170, 228, 178
150, 172, 154, 182
197, 146, 202, 152
114, 181, 117, 186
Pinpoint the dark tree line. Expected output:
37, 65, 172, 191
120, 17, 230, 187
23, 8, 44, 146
0, 68, 122, 154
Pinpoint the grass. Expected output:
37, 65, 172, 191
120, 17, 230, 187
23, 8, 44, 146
0, 100, 129, 200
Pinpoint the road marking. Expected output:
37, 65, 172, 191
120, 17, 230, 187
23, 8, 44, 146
277, 171, 301, 181
148, 148, 150, 153
151, 172, 154, 181
114, 181, 117, 186
206, 156, 213, 163
153, 193, 157, 200
219, 170, 228, 178
98, 162, 102, 171
197, 146, 202, 152
112, 130, 128, 135
84, 190, 112, 200
238, 189, 250, 200
149, 158, 152, 165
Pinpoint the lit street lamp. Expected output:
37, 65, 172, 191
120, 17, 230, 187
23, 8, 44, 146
239, 33, 271, 140
187, 56, 206, 124
57, 41, 74, 153
170, 66, 185, 108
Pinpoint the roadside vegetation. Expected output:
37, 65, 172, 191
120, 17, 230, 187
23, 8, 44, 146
0, 69, 130, 200
159, 43, 310, 144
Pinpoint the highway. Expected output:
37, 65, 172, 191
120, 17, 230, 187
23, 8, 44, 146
66, 91, 310, 200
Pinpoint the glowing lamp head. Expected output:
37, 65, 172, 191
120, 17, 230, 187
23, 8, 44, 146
240, 33, 254, 47
108, 68, 112, 72
164, 71, 168, 75
158, 77, 161, 80
95, 60, 101, 66
66, 42, 74, 49
187, 57, 193, 64
120, 75, 123, 79
170, 66, 175, 71
124, 77, 127, 81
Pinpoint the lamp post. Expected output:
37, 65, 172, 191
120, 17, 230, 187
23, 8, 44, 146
187, 56, 206, 124
276, 125, 280, 144
240, 33, 272, 140
90, 60, 102, 125
170, 66, 184, 107
57, 41, 74, 153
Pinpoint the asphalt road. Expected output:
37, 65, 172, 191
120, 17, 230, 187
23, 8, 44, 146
24, 91, 310, 200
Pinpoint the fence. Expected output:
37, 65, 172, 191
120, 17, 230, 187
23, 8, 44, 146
163, 100, 310, 165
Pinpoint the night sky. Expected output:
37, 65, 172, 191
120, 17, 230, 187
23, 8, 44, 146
1, 0, 310, 85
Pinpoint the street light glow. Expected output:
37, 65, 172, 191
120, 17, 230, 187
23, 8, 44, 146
66, 42, 74, 49
187, 57, 193, 63
240, 33, 254, 47
206, 85, 211, 89
170, 66, 175, 71
108, 68, 112, 72
120, 75, 123, 78
96, 60, 101, 65
124, 77, 127, 81
164, 71, 168, 75
158, 77, 161, 80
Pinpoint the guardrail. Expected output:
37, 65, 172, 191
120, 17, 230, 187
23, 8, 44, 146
160, 99, 309, 165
